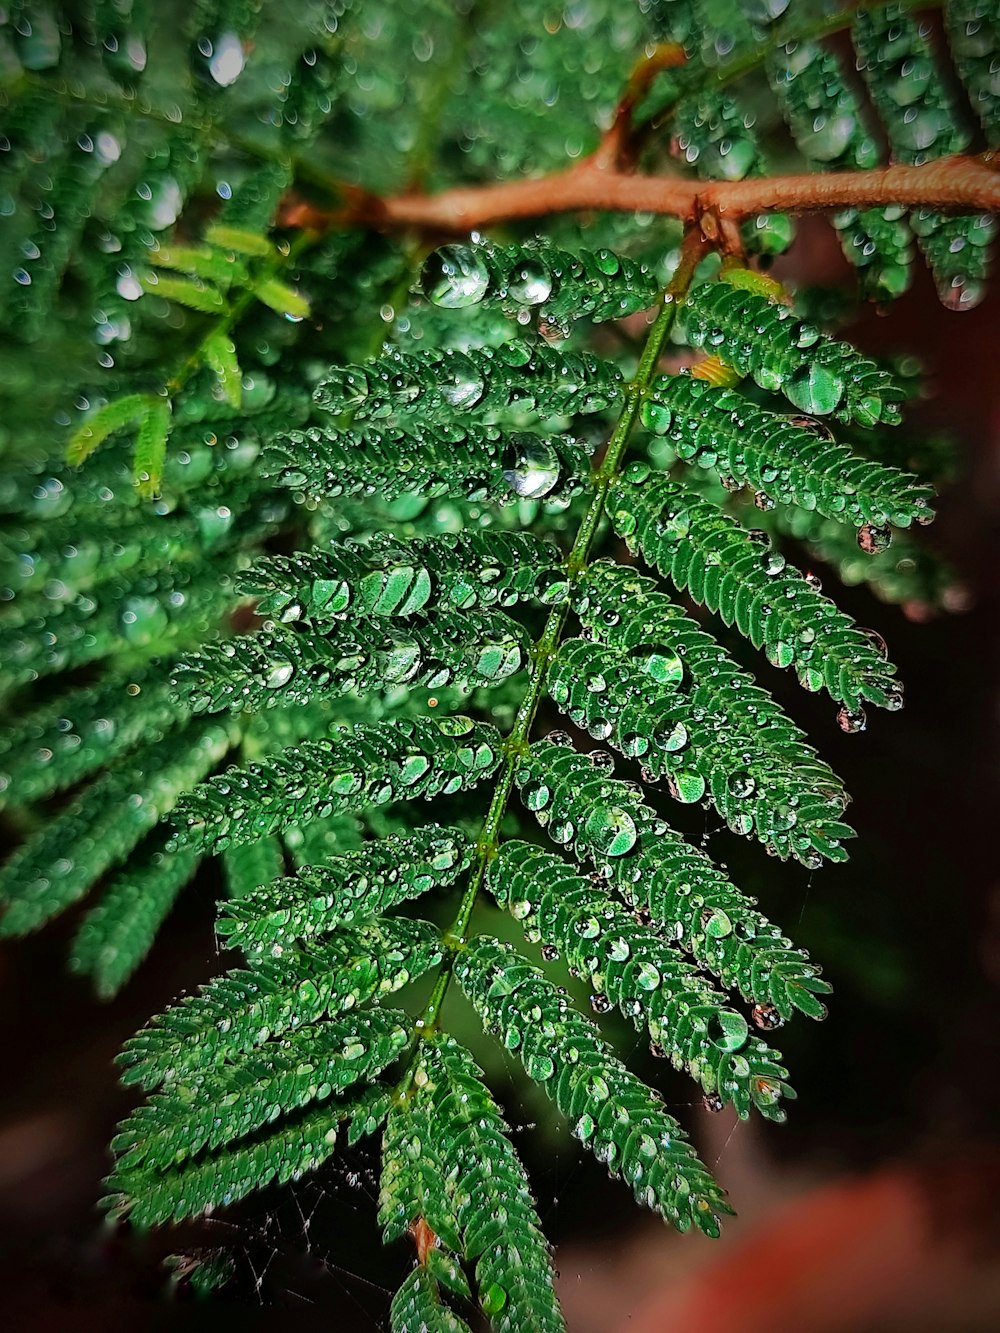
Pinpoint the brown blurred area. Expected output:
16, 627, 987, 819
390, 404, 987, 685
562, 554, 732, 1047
2, 221, 999, 1330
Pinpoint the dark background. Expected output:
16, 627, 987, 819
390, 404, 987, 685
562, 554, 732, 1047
1, 222, 998, 1331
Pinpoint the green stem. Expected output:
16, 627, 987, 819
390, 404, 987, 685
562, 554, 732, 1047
402, 229, 708, 1071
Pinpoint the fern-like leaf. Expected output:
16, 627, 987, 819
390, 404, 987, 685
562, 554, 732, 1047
218, 827, 474, 953
607, 468, 902, 712
488, 842, 793, 1119
680, 277, 906, 424
167, 718, 502, 852
514, 739, 830, 1020
455, 936, 733, 1236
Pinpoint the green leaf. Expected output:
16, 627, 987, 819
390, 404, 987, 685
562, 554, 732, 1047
117, 918, 442, 1091
312, 344, 623, 421
262, 420, 595, 507
515, 739, 831, 1021
204, 223, 276, 257
141, 271, 228, 314
201, 330, 243, 409
681, 279, 906, 424
167, 717, 503, 852
488, 841, 794, 1119
240, 531, 569, 624
607, 469, 903, 713
0, 671, 180, 813
66, 393, 155, 467
150, 243, 248, 288
0, 720, 236, 937
218, 826, 474, 952
419, 239, 658, 327
133, 396, 171, 498
111, 1007, 408, 1173
641, 373, 934, 529
254, 275, 310, 320
104, 1086, 390, 1228
390, 1270, 473, 1333
70, 834, 201, 999
381, 1036, 564, 1332
456, 936, 733, 1236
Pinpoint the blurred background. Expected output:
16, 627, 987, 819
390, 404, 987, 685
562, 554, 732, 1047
0, 216, 998, 1331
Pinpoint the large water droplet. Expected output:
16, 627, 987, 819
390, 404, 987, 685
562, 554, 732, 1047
584, 806, 638, 857
502, 436, 560, 499
706, 1009, 749, 1052
835, 705, 866, 733
666, 770, 706, 804
264, 660, 295, 689
857, 522, 891, 554
421, 245, 489, 308
785, 363, 844, 415
629, 642, 684, 687
507, 258, 553, 306
208, 31, 245, 86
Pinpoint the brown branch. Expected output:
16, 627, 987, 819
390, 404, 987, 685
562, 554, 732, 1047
281, 154, 1000, 246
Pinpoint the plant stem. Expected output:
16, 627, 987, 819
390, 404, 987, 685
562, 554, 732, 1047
401, 228, 707, 1072
291, 153, 999, 240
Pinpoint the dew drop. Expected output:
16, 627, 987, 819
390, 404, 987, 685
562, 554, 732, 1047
507, 257, 553, 305
785, 363, 845, 415
629, 642, 684, 687
857, 522, 891, 554
706, 1009, 749, 1052
208, 31, 245, 86
264, 660, 295, 689
502, 436, 560, 499
752, 1002, 783, 1030
835, 705, 866, 733
421, 244, 489, 308
584, 806, 638, 857
666, 770, 706, 803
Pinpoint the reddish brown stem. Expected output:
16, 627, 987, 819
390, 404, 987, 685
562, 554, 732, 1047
281, 154, 1000, 248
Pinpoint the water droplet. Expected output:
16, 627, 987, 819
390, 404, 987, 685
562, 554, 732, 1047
526, 1052, 554, 1080
264, 660, 295, 689
546, 730, 573, 748
727, 771, 756, 799
702, 907, 733, 938
629, 642, 684, 687
502, 436, 560, 499
785, 363, 844, 415
860, 627, 888, 658
507, 257, 553, 305
572, 1113, 596, 1141
752, 1002, 782, 1030
703, 1091, 724, 1113
760, 551, 786, 577
835, 705, 866, 733
666, 770, 706, 803
857, 523, 891, 554
522, 779, 551, 812
706, 1010, 749, 1052
590, 992, 612, 1014
653, 721, 688, 753
421, 244, 490, 308
584, 806, 637, 857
